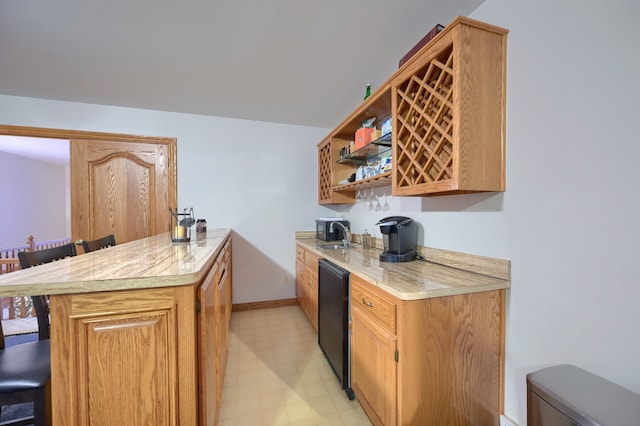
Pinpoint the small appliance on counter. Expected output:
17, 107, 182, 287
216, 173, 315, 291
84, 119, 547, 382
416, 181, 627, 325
375, 216, 418, 262
316, 218, 350, 242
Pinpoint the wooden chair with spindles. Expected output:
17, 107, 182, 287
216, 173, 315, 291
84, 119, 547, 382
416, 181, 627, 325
18, 243, 77, 341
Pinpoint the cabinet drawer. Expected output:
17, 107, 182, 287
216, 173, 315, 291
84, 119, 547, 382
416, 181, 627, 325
351, 275, 397, 335
296, 245, 305, 261
304, 250, 319, 270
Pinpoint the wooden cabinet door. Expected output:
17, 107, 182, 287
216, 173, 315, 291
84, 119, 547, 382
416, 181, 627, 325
220, 241, 232, 352
303, 263, 318, 331
217, 267, 229, 397
304, 250, 319, 331
71, 138, 174, 244
198, 261, 220, 426
295, 257, 304, 304
351, 306, 397, 426
50, 286, 196, 426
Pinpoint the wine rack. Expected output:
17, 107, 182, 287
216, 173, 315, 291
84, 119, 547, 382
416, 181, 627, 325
317, 17, 507, 203
392, 19, 507, 196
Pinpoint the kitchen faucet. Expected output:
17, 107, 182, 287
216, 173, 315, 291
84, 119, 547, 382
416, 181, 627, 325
329, 221, 351, 248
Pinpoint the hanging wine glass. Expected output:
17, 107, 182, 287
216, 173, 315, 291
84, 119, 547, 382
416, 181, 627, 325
368, 188, 375, 211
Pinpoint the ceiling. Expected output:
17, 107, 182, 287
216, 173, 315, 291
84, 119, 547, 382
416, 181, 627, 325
0, 0, 484, 130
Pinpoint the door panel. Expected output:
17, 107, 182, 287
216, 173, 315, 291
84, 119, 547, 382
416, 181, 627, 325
71, 139, 172, 244
351, 307, 397, 426
198, 261, 219, 426
50, 287, 195, 426
83, 312, 173, 426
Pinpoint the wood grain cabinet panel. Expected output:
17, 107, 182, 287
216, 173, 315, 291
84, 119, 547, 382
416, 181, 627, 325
315, 17, 508, 202
295, 255, 304, 302
317, 137, 356, 204
84, 312, 174, 426
50, 236, 233, 426
198, 260, 220, 426
51, 287, 191, 426
198, 236, 233, 426
351, 305, 397, 426
295, 245, 319, 331
349, 274, 505, 426
216, 242, 232, 399
351, 276, 397, 334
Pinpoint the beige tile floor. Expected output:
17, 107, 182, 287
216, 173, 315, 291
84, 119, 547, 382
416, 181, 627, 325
220, 305, 371, 426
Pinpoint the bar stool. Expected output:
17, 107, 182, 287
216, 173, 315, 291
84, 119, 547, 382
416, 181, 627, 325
0, 242, 78, 425
81, 234, 116, 253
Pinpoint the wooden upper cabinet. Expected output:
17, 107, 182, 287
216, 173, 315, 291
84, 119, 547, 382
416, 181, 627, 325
316, 16, 508, 203
391, 18, 508, 196
317, 137, 355, 205
317, 85, 392, 205
71, 138, 175, 244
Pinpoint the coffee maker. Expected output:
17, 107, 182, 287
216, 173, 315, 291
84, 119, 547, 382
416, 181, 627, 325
376, 216, 417, 262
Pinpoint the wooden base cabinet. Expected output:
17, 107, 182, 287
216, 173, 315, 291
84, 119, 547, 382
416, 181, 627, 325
198, 237, 232, 426
295, 244, 319, 331
351, 302, 397, 426
50, 237, 232, 426
50, 286, 197, 426
350, 274, 505, 426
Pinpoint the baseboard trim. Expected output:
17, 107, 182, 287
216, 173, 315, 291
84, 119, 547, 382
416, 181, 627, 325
232, 298, 299, 312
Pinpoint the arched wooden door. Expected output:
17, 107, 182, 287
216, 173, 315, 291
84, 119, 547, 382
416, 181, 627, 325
71, 138, 175, 245
0, 125, 176, 246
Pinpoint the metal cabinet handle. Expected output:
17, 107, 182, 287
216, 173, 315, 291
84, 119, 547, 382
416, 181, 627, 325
361, 297, 373, 308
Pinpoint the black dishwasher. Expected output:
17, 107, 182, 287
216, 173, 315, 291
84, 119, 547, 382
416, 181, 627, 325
317, 258, 354, 399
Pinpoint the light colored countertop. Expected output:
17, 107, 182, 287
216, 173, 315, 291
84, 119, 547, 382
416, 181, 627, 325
0, 229, 231, 297
296, 233, 511, 301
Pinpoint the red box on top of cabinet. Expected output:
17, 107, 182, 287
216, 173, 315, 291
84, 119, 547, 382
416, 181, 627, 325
399, 24, 444, 67
354, 127, 374, 150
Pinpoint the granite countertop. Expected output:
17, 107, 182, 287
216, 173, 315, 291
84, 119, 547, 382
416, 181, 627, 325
0, 229, 231, 297
296, 235, 511, 301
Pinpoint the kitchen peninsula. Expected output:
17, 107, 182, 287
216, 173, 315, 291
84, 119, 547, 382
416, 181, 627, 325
0, 229, 232, 425
296, 233, 511, 425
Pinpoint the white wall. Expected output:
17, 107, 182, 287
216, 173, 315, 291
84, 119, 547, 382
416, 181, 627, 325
0, 151, 68, 248
0, 94, 328, 303
319, 1, 640, 424
3, 2, 640, 422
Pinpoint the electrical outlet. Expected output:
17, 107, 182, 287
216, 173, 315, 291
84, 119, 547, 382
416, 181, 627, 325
284, 274, 289, 284
499, 414, 519, 426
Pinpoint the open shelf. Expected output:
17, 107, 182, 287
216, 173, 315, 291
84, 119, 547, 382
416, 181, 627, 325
334, 172, 392, 192
318, 17, 507, 204
337, 133, 392, 165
